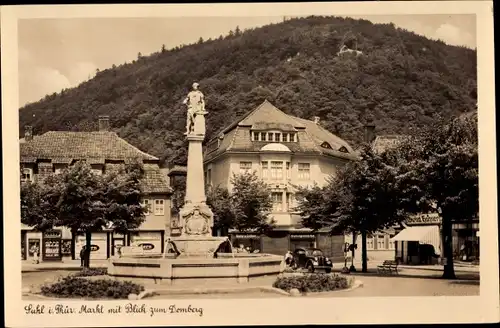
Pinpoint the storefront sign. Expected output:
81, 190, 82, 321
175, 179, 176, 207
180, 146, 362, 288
44, 230, 62, 238
290, 234, 316, 240
138, 243, 155, 250
406, 214, 441, 225
234, 234, 259, 239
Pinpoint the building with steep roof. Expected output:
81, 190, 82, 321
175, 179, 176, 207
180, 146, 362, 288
20, 116, 173, 262
203, 100, 357, 259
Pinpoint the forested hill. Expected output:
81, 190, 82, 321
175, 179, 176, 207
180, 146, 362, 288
19, 16, 477, 165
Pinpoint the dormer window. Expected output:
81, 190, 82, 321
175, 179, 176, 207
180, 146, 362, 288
251, 130, 297, 143
21, 168, 33, 182
321, 142, 332, 150
338, 146, 349, 153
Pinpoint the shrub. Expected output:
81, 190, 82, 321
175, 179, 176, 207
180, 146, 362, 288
40, 276, 144, 299
73, 267, 108, 277
273, 273, 351, 293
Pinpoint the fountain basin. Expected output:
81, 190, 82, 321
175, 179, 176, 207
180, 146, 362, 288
107, 254, 284, 285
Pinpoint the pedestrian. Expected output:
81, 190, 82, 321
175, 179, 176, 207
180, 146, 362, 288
31, 245, 39, 264
80, 246, 86, 267
284, 250, 293, 266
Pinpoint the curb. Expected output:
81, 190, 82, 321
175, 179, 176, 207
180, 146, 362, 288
153, 285, 290, 297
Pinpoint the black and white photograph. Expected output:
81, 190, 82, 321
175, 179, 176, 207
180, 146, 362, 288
2, 2, 498, 327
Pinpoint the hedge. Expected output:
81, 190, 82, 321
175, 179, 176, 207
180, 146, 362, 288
273, 273, 351, 293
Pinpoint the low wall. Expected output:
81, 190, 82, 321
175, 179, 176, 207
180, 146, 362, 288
108, 254, 283, 286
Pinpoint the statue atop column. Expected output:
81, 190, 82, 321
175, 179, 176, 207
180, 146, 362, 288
183, 82, 207, 135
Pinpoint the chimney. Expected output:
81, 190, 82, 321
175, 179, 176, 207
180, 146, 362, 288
364, 124, 376, 143
98, 115, 110, 131
24, 125, 33, 141
313, 116, 320, 125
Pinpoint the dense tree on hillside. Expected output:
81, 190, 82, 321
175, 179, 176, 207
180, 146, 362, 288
19, 16, 476, 165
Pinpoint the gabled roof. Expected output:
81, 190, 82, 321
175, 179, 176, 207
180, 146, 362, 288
372, 135, 407, 154
204, 100, 357, 162
20, 131, 158, 162
20, 131, 171, 194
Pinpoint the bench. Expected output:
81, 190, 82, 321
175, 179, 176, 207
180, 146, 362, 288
377, 260, 399, 275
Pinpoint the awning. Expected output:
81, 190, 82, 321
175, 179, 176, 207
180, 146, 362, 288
391, 225, 441, 255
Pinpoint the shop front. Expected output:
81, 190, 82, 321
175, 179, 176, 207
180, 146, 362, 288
231, 233, 262, 253
129, 231, 164, 254
392, 214, 442, 265
42, 230, 63, 261
453, 221, 479, 262
289, 233, 317, 251
75, 232, 109, 260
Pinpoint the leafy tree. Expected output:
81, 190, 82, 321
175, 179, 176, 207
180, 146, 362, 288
161, 44, 166, 53
206, 185, 234, 236
389, 114, 478, 279
230, 172, 275, 232
21, 161, 147, 267
207, 172, 275, 234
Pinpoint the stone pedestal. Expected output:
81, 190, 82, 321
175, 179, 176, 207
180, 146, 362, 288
172, 112, 227, 257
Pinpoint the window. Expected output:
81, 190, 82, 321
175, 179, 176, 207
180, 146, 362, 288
339, 146, 349, 153
286, 162, 291, 180
54, 168, 62, 175
274, 133, 281, 142
283, 133, 289, 142
388, 235, 395, 250
286, 193, 294, 211
376, 235, 386, 250
154, 199, 165, 216
268, 132, 274, 142
321, 142, 333, 149
206, 169, 212, 185
142, 199, 152, 215
270, 161, 283, 180
21, 168, 33, 182
261, 132, 267, 141
272, 192, 283, 212
291, 133, 297, 142
261, 161, 269, 179
239, 162, 252, 174
92, 168, 102, 175
366, 236, 374, 250
252, 131, 259, 141
298, 163, 310, 180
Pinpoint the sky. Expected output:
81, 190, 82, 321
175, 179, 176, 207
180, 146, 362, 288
18, 14, 476, 107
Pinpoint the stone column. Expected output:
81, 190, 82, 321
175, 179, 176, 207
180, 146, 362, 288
185, 134, 206, 204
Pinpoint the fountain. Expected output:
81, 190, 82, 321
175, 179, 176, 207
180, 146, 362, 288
108, 83, 283, 285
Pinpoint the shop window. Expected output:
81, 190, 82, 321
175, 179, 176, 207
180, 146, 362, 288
298, 163, 310, 180
154, 199, 165, 216
272, 192, 283, 212
61, 239, 72, 256
142, 199, 152, 215
21, 168, 33, 182
239, 161, 252, 175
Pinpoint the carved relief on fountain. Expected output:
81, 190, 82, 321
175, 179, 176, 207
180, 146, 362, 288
178, 203, 214, 237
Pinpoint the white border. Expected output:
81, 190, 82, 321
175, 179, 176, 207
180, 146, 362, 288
2, 2, 498, 327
